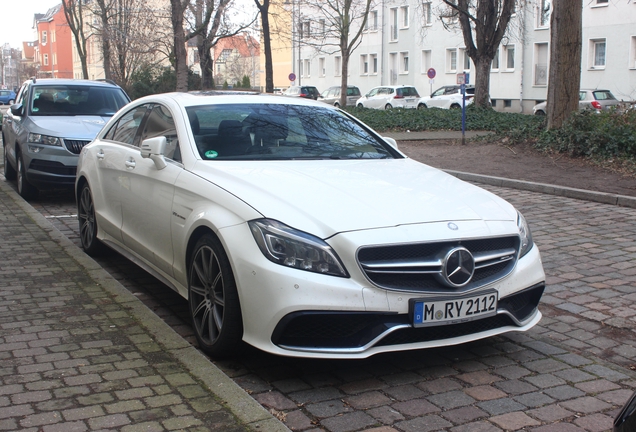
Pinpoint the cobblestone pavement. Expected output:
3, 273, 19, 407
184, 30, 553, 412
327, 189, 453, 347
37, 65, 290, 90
3, 148, 636, 431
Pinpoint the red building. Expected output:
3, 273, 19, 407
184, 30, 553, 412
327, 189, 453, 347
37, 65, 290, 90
34, 3, 73, 78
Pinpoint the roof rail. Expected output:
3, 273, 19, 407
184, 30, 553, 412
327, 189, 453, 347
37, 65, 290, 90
96, 79, 117, 86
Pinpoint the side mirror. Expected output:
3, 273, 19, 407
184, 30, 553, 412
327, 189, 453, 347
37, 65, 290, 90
383, 137, 398, 150
10, 103, 24, 116
140, 136, 167, 170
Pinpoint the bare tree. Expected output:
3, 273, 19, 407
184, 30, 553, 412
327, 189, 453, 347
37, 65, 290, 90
546, 0, 581, 129
299, 0, 373, 106
62, 0, 90, 79
440, 0, 516, 108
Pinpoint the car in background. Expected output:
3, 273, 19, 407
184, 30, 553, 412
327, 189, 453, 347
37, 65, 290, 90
0, 89, 17, 105
533, 89, 622, 115
356, 85, 420, 110
75, 92, 545, 360
418, 85, 475, 109
283, 85, 321, 100
2, 78, 130, 199
318, 85, 361, 107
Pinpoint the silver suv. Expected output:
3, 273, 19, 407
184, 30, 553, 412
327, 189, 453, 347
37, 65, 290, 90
2, 78, 130, 199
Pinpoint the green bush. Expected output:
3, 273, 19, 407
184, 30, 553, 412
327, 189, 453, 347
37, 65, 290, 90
537, 109, 636, 160
128, 64, 201, 100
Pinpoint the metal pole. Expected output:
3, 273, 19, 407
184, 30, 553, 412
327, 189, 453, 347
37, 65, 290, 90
461, 82, 466, 145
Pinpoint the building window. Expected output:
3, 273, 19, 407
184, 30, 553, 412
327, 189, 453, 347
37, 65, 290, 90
366, 10, 378, 30
300, 21, 311, 39
630, 36, 636, 69
504, 99, 512, 108
537, 0, 551, 28
43, 53, 49, 65
298, 59, 303, 77
423, 2, 432, 25
304, 59, 311, 77
319, 57, 325, 76
447, 49, 457, 72
41, 31, 47, 44
492, 48, 500, 70
505, 45, 515, 69
371, 54, 378, 74
390, 8, 398, 41
401, 6, 409, 28
400, 52, 409, 73
335, 56, 341, 76
53, 53, 57, 65
319, 19, 325, 35
534, 43, 548, 85
462, 49, 470, 71
421, 49, 431, 73
592, 39, 606, 68
596, 0, 608, 3
361, 54, 368, 74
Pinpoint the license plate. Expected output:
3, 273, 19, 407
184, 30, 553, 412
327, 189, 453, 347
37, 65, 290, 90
411, 291, 498, 327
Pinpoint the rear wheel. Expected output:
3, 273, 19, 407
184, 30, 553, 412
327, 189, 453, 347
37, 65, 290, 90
334, 102, 340, 108
356, 103, 364, 108
385, 104, 393, 110
17, 153, 37, 200
3, 141, 16, 180
189, 233, 244, 358
78, 183, 107, 256
450, 104, 461, 109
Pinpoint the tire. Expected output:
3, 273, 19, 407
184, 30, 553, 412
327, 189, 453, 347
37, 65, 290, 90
385, 104, 393, 110
16, 152, 37, 200
3, 141, 16, 180
334, 102, 340, 108
450, 104, 461, 109
77, 183, 107, 256
189, 233, 243, 357
535, 110, 545, 116
417, 103, 427, 110
356, 103, 364, 108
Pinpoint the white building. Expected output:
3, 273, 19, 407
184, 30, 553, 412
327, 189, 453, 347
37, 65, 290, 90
294, 0, 636, 113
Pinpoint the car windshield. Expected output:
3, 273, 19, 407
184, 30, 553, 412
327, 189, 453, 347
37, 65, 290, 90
398, 87, 420, 97
31, 85, 129, 116
186, 103, 400, 161
347, 88, 361, 96
593, 91, 616, 101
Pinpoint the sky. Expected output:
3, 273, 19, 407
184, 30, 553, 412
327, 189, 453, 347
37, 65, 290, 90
1, 0, 62, 48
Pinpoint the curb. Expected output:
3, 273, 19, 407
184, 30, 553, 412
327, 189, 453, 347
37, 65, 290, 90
445, 169, 636, 209
0, 178, 291, 432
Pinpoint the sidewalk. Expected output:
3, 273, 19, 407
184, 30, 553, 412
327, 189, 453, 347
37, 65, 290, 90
0, 179, 289, 431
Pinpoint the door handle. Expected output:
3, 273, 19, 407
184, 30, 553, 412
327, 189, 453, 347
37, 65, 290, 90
125, 159, 136, 169
96, 150, 105, 160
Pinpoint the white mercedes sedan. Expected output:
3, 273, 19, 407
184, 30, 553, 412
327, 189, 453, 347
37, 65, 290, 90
76, 92, 545, 359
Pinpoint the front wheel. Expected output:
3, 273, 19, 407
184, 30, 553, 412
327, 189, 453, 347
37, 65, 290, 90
189, 233, 243, 358
17, 153, 37, 199
78, 183, 107, 256
450, 104, 461, 109
385, 104, 393, 110
3, 142, 16, 180
417, 103, 427, 110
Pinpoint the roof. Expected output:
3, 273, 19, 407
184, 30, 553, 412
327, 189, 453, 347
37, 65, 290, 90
214, 34, 260, 60
25, 78, 123, 88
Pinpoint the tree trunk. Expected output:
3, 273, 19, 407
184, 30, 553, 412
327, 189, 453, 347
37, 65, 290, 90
198, 37, 214, 89
546, 0, 582, 130
95, 0, 112, 80
171, 0, 189, 92
472, 55, 491, 107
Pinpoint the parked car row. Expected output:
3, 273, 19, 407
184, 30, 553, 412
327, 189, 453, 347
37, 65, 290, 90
282, 84, 475, 111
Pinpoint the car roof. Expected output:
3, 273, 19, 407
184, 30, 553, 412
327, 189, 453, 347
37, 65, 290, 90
25, 78, 123, 88
132, 91, 335, 109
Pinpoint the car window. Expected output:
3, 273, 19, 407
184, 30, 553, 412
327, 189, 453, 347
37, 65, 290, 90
401, 87, 420, 97
185, 103, 401, 161
368, 88, 379, 97
593, 91, 616, 101
431, 87, 446, 97
579, 92, 586, 101
347, 88, 360, 96
105, 105, 149, 146
140, 104, 181, 162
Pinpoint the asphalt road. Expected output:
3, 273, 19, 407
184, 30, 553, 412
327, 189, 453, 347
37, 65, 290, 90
2, 137, 636, 432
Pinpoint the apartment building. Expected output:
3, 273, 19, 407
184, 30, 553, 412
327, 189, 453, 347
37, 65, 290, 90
292, 0, 636, 112
34, 3, 73, 79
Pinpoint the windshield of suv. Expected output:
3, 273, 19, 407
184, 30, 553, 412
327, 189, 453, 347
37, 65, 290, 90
31, 85, 129, 116
186, 103, 401, 161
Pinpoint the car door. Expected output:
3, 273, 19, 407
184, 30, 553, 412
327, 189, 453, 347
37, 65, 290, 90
428, 86, 451, 108
90, 104, 151, 244
119, 103, 183, 277
370, 88, 388, 109
3, 82, 30, 169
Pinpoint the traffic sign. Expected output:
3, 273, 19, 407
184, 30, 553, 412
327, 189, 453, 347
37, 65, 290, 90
427, 68, 436, 79
288, 73, 296, 82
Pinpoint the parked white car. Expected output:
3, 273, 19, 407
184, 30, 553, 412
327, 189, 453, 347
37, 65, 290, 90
418, 85, 475, 110
356, 85, 421, 110
76, 92, 545, 359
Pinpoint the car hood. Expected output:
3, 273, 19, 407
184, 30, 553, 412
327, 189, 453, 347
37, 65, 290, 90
193, 158, 517, 238
29, 116, 110, 139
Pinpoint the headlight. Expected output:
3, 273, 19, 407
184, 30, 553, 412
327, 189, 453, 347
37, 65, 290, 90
28, 133, 62, 147
517, 211, 534, 258
249, 219, 349, 277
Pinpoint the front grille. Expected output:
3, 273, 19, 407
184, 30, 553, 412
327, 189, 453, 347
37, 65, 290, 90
357, 236, 519, 293
273, 283, 544, 351
29, 159, 77, 176
64, 139, 91, 154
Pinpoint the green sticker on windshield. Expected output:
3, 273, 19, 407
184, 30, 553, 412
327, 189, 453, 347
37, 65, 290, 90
205, 150, 218, 159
